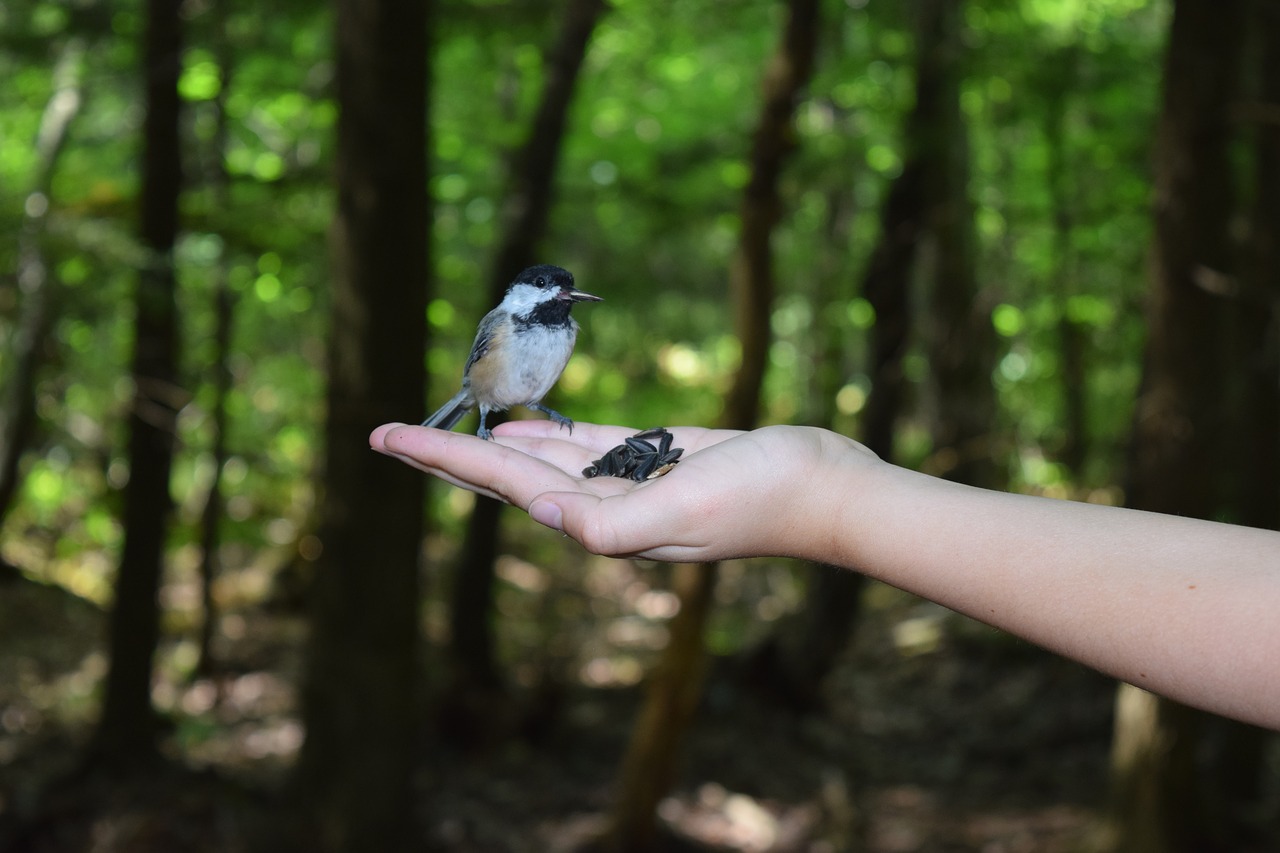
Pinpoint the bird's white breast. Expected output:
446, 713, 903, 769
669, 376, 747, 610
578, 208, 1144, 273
486, 320, 578, 408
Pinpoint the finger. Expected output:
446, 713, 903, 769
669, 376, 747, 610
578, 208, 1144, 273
529, 492, 635, 555
370, 421, 410, 449
372, 426, 510, 501
495, 420, 740, 460
493, 419, 642, 453
371, 423, 469, 483
496, 435, 603, 477
531, 491, 716, 563
534, 460, 718, 549
380, 425, 579, 508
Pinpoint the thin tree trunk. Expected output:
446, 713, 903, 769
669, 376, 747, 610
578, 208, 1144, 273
443, 0, 608, 744
860, 162, 927, 464
743, 0, 962, 705
917, 0, 1001, 491
606, 0, 821, 846
721, 0, 820, 429
1125, 0, 1240, 519
91, 0, 184, 770
489, 0, 608, 284
1104, 688, 1202, 853
0, 39, 85, 528
803, 186, 855, 429
195, 281, 233, 679
294, 0, 430, 848
1103, 1, 1245, 851
195, 2, 235, 681
608, 561, 719, 846
1043, 45, 1088, 478
1204, 0, 1280, 837
1235, 0, 1280, 537
752, 160, 929, 709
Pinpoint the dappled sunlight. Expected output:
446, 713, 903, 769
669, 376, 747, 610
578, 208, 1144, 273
658, 782, 819, 852
177, 670, 303, 771
657, 341, 714, 386
579, 655, 645, 688
1, 0, 1270, 847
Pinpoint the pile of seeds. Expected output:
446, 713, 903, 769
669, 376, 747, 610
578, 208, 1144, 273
582, 427, 683, 482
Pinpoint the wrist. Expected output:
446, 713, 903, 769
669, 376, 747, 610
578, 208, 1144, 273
771, 428, 889, 566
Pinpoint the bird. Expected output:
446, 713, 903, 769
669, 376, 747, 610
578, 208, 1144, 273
421, 264, 602, 440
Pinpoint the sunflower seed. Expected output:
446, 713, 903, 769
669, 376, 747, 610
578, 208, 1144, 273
625, 435, 656, 454
581, 427, 683, 481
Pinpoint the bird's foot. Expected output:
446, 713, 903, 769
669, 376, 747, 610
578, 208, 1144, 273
530, 404, 574, 434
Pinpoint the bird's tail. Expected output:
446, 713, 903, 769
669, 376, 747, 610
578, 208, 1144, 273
421, 389, 474, 431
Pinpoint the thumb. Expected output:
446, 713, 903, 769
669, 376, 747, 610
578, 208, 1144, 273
528, 495, 573, 532
528, 491, 629, 556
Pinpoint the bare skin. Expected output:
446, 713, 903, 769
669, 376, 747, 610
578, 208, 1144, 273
371, 419, 1280, 730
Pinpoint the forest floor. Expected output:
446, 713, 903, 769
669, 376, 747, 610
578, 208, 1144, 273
0, 549, 1251, 852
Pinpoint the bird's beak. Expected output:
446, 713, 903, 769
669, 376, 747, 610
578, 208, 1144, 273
559, 286, 603, 303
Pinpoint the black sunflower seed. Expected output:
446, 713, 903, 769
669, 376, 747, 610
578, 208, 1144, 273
632, 453, 660, 481
581, 427, 684, 481
657, 430, 673, 455
657, 447, 683, 465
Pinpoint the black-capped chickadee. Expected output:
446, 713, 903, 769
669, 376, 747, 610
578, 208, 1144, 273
421, 264, 602, 440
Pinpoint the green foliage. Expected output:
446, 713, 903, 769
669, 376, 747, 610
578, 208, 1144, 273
1, 0, 1168, 592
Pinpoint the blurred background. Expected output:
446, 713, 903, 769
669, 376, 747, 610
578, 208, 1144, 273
0, 0, 1276, 850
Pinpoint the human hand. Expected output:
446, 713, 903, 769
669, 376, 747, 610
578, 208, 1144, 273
377, 420, 1280, 730
370, 420, 879, 563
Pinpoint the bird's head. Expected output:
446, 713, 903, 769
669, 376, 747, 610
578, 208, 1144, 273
503, 264, 602, 321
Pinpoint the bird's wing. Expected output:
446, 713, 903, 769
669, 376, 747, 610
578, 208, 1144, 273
465, 308, 502, 373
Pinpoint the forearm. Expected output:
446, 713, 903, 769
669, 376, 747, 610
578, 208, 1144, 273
798, 453, 1280, 729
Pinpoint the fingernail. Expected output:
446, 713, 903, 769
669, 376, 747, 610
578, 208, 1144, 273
529, 500, 562, 531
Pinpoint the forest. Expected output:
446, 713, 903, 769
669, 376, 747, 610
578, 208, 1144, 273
0, 0, 1277, 850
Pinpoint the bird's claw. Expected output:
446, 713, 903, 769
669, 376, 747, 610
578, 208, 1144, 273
530, 404, 574, 434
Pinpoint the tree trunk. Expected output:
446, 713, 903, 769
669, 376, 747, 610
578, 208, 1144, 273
803, 187, 855, 429
1234, 0, 1280, 536
606, 0, 821, 846
1103, 1, 1245, 851
1042, 46, 1088, 478
1204, 0, 1280, 838
917, 0, 1002, 491
1125, 0, 1240, 521
1104, 687, 1202, 853
91, 0, 184, 770
860, 161, 927, 465
195, 8, 235, 681
294, 0, 430, 849
608, 562, 719, 849
0, 39, 85, 528
489, 0, 608, 285
442, 0, 608, 745
721, 0, 820, 429
742, 0, 957, 707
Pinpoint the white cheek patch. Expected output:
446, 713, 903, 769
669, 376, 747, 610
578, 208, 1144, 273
502, 284, 545, 315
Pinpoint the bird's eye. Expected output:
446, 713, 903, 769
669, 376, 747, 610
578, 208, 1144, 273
535, 276, 547, 288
